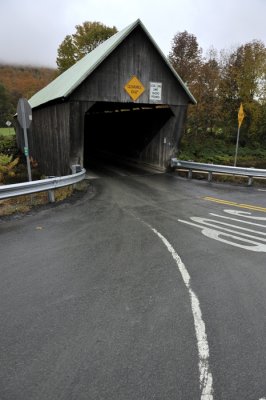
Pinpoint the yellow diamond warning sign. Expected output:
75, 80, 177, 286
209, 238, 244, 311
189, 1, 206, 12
238, 103, 245, 128
124, 76, 145, 101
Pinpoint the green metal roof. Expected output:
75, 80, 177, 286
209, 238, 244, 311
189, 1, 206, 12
29, 19, 196, 109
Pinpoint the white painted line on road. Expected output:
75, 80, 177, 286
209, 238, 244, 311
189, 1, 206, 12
189, 217, 266, 241
179, 218, 266, 252
179, 208, 266, 252
135, 215, 265, 399
145, 223, 214, 399
223, 209, 266, 221
210, 212, 266, 228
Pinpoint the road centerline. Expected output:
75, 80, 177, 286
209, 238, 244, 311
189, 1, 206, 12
203, 197, 266, 212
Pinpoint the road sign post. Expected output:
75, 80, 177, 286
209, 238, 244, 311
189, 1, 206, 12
6, 120, 12, 135
17, 98, 32, 181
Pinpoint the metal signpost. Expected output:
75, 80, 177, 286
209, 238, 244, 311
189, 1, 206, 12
17, 98, 32, 181
6, 120, 12, 135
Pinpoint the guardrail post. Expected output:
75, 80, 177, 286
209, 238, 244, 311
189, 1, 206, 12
47, 176, 55, 203
248, 176, 253, 186
188, 169, 192, 179
71, 165, 82, 174
48, 190, 55, 203
208, 171, 213, 182
71, 165, 81, 190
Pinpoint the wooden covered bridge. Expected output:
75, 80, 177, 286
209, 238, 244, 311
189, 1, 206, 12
17, 19, 196, 176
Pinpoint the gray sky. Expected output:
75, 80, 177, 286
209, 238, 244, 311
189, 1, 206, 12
1, 0, 266, 68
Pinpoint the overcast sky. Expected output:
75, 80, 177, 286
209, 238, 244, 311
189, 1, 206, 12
1, 0, 266, 68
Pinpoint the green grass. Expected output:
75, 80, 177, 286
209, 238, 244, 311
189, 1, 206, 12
0, 127, 15, 136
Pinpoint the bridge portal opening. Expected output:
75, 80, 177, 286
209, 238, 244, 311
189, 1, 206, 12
83, 102, 173, 167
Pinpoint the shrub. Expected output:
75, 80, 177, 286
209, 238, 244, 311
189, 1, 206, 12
178, 135, 266, 168
0, 134, 18, 156
0, 154, 19, 183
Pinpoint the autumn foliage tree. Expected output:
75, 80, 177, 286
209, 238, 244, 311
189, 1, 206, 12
56, 21, 117, 73
169, 30, 202, 84
169, 31, 221, 137
189, 55, 221, 136
0, 65, 56, 126
169, 31, 266, 147
219, 40, 266, 143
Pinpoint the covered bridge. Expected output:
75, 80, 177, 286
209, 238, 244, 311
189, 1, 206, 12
17, 19, 196, 176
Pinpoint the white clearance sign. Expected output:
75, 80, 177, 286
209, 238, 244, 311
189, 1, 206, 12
149, 82, 162, 101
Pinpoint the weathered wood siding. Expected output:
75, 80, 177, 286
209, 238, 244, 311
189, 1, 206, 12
139, 106, 187, 168
71, 26, 189, 106
27, 103, 70, 175
69, 101, 94, 168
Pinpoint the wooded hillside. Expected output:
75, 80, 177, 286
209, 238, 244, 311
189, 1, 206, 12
0, 64, 56, 126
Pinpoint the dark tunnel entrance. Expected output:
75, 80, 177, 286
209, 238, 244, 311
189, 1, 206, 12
83, 102, 174, 168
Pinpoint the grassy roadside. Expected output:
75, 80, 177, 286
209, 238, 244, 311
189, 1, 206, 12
0, 127, 15, 136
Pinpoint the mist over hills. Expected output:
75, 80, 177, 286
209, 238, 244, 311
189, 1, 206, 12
0, 63, 56, 101
0, 64, 56, 124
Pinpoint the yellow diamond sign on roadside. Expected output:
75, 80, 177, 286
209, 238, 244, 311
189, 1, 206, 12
124, 76, 145, 101
238, 103, 245, 128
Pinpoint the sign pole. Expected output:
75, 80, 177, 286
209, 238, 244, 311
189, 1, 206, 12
234, 125, 240, 167
6, 120, 12, 135
20, 100, 32, 181
17, 98, 33, 182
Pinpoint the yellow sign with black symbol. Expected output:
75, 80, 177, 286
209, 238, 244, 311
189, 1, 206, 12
238, 103, 245, 128
124, 76, 145, 101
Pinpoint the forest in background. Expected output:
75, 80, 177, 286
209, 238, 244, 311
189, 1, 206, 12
0, 64, 56, 126
168, 31, 266, 166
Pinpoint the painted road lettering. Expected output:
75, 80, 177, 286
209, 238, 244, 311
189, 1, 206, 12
178, 209, 266, 252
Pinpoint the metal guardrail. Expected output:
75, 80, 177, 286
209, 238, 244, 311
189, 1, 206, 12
0, 166, 86, 202
170, 158, 266, 186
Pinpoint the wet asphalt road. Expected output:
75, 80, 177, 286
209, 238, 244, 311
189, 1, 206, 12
1, 162, 266, 400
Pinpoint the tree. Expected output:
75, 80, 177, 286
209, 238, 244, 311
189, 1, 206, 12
188, 54, 221, 136
219, 40, 266, 143
56, 21, 117, 73
168, 30, 202, 85
169, 29, 266, 150
169, 32, 222, 137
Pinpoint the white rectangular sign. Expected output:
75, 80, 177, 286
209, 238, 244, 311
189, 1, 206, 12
149, 82, 162, 101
